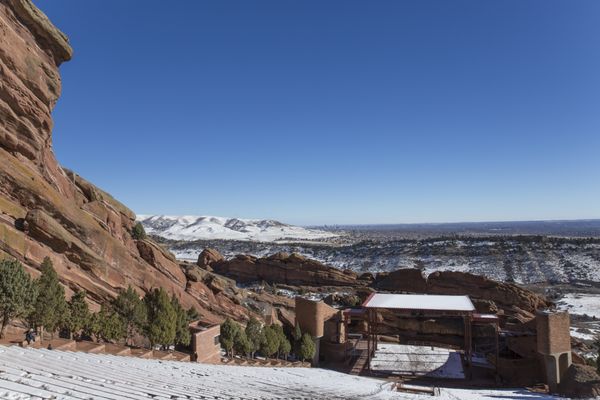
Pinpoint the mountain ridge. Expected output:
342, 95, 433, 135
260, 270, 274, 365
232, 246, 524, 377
138, 214, 338, 242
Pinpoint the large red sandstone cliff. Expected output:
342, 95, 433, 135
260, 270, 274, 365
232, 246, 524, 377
0, 0, 251, 323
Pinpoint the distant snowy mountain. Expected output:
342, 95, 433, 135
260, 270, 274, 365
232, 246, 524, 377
137, 215, 338, 242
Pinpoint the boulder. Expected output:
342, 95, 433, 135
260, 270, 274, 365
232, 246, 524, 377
197, 248, 223, 270
558, 364, 600, 398
373, 268, 427, 293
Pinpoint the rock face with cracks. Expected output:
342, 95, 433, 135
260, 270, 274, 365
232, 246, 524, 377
0, 0, 259, 325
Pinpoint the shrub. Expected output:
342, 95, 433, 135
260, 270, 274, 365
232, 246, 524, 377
132, 222, 147, 240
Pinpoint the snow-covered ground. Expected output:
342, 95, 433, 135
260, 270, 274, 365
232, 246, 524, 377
0, 346, 561, 400
138, 215, 338, 242
570, 327, 598, 341
371, 344, 465, 379
557, 293, 600, 319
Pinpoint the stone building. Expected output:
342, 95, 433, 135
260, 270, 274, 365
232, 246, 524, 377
295, 297, 346, 365
536, 310, 572, 391
189, 320, 221, 363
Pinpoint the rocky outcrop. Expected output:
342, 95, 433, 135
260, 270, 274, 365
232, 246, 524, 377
373, 268, 428, 293
212, 247, 549, 322
558, 364, 600, 398
196, 248, 223, 271
427, 270, 550, 316
0, 0, 267, 324
211, 252, 359, 287
372, 268, 549, 320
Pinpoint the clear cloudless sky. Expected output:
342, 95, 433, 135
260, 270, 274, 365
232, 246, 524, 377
35, 0, 600, 225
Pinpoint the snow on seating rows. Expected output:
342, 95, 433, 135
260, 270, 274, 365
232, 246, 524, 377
0, 346, 559, 399
0, 345, 398, 399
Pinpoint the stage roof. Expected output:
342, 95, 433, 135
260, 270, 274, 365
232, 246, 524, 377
362, 293, 475, 312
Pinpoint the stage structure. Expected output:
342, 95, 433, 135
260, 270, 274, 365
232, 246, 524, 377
361, 293, 499, 375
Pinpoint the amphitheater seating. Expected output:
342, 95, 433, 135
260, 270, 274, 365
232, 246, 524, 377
0, 345, 400, 399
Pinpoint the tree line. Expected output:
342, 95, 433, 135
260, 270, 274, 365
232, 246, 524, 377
219, 317, 315, 362
0, 257, 197, 350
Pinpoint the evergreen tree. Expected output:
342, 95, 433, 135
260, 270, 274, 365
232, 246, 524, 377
186, 307, 199, 322
31, 257, 67, 340
219, 318, 239, 357
299, 333, 316, 362
292, 322, 302, 355
280, 337, 292, 360
171, 294, 191, 347
245, 317, 263, 358
0, 259, 36, 338
260, 325, 280, 358
270, 324, 287, 358
292, 322, 302, 342
89, 305, 125, 343
143, 288, 176, 348
234, 329, 253, 357
65, 290, 90, 339
112, 285, 146, 345
131, 222, 147, 240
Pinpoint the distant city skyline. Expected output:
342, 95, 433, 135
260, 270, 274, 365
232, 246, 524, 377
38, 0, 600, 225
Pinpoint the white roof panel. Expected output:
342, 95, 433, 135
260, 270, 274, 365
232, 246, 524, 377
363, 293, 475, 312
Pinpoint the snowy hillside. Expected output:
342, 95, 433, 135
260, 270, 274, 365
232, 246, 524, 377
0, 346, 557, 399
137, 215, 338, 242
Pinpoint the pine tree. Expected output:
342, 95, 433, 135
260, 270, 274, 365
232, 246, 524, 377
89, 305, 125, 343
280, 337, 291, 360
234, 329, 253, 357
260, 325, 280, 358
299, 333, 316, 362
65, 290, 90, 339
0, 259, 36, 338
186, 307, 199, 322
143, 288, 176, 349
245, 317, 263, 358
219, 318, 239, 357
131, 222, 147, 240
292, 322, 302, 355
270, 324, 286, 358
112, 285, 146, 345
292, 322, 302, 342
31, 257, 67, 341
171, 294, 191, 347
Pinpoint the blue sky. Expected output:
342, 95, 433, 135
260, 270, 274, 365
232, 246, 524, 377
37, 0, 600, 225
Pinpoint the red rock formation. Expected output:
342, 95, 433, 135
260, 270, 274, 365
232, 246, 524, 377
427, 270, 550, 315
212, 248, 548, 320
0, 0, 258, 323
196, 248, 224, 271
372, 269, 549, 318
212, 252, 359, 287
